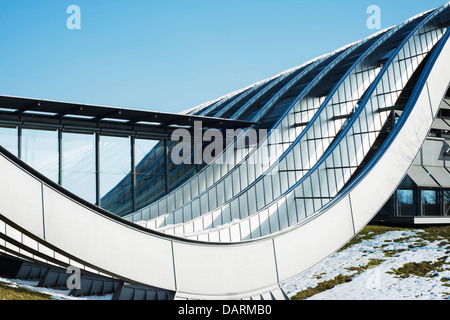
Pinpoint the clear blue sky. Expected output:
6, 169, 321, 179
0, 0, 446, 114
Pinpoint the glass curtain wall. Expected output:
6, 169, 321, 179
22, 129, 58, 183
397, 189, 417, 216
135, 139, 159, 212
379, 186, 449, 218
0, 126, 18, 157
100, 135, 131, 206
100, 137, 159, 216
0, 125, 169, 216
444, 190, 450, 216
62, 132, 96, 204
421, 189, 442, 216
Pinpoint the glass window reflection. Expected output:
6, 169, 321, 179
397, 189, 415, 216
100, 136, 131, 214
444, 190, 450, 216
62, 132, 96, 204
22, 129, 58, 183
421, 189, 440, 216
0, 126, 18, 156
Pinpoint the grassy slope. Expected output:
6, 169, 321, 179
0, 282, 53, 300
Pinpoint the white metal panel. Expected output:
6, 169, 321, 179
219, 228, 230, 242
274, 195, 354, 282
172, 239, 277, 296
203, 213, 213, 230
211, 209, 221, 228
259, 209, 271, 236
239, 220, 251, 241
41, 185, 177, 291
0, 156, 44, 239
229, 223, 241, 242
174, 225, 183, 236
209, 230, 219, 242
184, 220, 194, 234
249, 215, 261, 239
174, 208, 184, 224
5, 224, 22, 243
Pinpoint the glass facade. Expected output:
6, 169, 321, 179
22, 128, 59, 183
0, 126, 18, 157
421, 189, 440, 216
397, 189, 416, 216
62, 132, 96, 204
0, 125, 165, 214
379, 185, 449, 218
100, 135, 131, 211
444, 190, 450, 216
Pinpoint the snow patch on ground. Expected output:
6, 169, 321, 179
281, 229, 450, 300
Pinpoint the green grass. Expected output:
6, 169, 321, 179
388, 261, 444, 278
388, 256, 450, 279
441, 277, 450, 288
0, 281, 53, 300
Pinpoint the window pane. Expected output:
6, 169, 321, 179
397, 189, 416, 216
22, 129, 58, 183
421, 189, 440, 216
136, 139, 158, 165
0, 126, 18, 156
135, 139, 161, 210
135, 141, 166, 211
100, 136, 131, 215
379, 195, 395, 217
444, 190, 450, 216
62, 132, 95, 203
